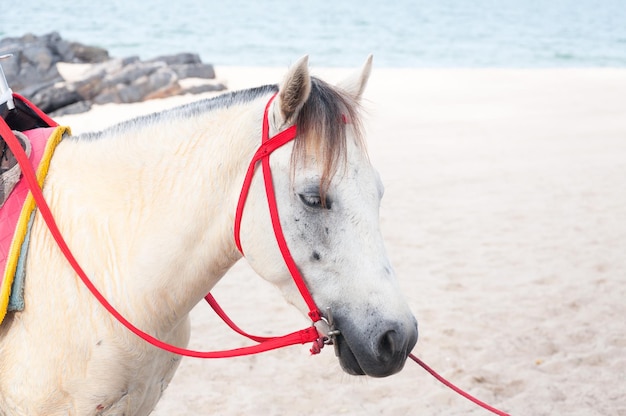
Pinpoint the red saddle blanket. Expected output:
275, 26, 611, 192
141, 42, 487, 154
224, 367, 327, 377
0, 126, 68, 324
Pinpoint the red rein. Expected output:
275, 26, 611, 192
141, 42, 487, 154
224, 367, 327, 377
0, 92, 510, 415
410, 354, 511, 416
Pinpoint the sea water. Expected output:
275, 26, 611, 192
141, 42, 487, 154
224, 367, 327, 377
1, 0, 625, 67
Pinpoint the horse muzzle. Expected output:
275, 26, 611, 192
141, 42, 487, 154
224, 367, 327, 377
333, 316, 418, 378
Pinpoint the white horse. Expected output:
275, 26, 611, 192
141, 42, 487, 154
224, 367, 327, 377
0, 56, 418, 415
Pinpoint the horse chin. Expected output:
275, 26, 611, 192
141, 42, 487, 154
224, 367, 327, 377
335, 336, 366, 376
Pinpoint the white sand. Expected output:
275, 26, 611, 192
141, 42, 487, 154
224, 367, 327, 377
56, 66, 626, 416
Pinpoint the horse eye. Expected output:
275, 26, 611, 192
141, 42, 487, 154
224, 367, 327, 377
299, 193, 330, 209
299, 193, 322, 208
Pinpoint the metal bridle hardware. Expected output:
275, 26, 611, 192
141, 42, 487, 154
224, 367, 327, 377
320, 307, 341, 356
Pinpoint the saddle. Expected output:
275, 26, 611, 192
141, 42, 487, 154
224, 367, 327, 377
0, 57, 68, 323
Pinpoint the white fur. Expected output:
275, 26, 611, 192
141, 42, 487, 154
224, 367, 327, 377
0, 57, 416, 414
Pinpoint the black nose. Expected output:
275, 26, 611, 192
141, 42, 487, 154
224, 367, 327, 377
334, 316, 419, 377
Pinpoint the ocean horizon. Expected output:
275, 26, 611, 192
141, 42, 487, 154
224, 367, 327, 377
2, 0, 625, 68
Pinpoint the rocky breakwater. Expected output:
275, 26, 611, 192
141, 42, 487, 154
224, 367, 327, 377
0, 32, 226, 116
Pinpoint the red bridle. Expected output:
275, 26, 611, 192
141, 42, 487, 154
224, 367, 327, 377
232, 92, 322, 323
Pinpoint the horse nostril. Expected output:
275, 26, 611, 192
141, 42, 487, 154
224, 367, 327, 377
377, 329, 399, 362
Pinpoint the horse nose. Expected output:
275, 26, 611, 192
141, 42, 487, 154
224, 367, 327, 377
373, 320, 418, 376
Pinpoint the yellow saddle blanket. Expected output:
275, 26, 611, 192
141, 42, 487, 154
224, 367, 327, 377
0, 126, 68, 324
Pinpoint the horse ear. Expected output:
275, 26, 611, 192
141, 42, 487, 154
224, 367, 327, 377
337, 54, 373, 101
277, 55, 312, 124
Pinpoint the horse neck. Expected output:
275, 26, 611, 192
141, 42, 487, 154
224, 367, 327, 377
45, 96, 268, 329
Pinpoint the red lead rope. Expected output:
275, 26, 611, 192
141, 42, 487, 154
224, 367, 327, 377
409, 354, 511, 416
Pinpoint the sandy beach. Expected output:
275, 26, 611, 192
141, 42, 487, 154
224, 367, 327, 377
56, 66, 626, 416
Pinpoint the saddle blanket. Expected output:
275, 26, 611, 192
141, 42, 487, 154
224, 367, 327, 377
0, 126, 69, 324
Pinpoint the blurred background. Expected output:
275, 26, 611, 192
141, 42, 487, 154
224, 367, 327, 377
2, 0, 625, 67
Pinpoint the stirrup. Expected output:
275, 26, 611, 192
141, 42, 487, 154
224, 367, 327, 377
0, 130, 31, 208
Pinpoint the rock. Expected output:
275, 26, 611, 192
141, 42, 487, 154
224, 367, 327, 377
29, 84, 82, 113
0, 32, 88, 90
180, 82, 227, 95
104, 61, 165, 88
51, 38, 75, 62
68, 42, 109, 63
171, 63, 216, 80
117, 84, 147, 104
50, 100, 92, 117
148, 67, 179, 90
72, 74, 106, 101
21, 44, 55, 72
144, 83, 184, 100
91, 87, 121, 106
1, 32, 226, 115
17, 80, 57, 101
148, 53, 202, 66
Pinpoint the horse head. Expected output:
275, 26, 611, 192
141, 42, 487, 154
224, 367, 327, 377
237, 56, 418, 377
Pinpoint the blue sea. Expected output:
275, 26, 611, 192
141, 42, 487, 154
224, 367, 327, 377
1, 0, 625, 67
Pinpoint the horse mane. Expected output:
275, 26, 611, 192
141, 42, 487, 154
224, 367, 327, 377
292, 77, 365, 206
78, 84, 279, 141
